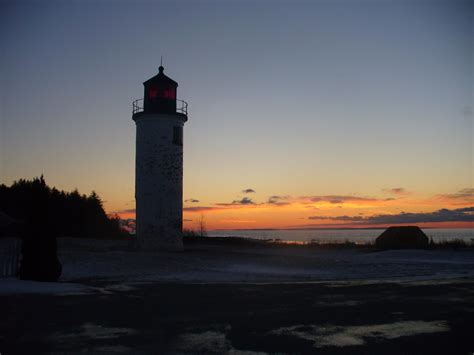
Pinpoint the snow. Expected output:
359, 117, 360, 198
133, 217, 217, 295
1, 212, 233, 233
58, 238, 474, 284
270, 321, 450, 348
53, 323, 137, 340
1, 238, 473, 295
0, 278, 94, 295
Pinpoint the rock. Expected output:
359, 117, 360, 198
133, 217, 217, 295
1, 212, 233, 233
19, 232, 62, 282
375, 226, 429, 250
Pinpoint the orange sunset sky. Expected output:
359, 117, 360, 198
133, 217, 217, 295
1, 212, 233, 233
1, 1, 472, 231
117, 187, 473, 230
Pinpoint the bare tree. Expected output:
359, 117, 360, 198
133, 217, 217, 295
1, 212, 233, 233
199, 214, 207, 237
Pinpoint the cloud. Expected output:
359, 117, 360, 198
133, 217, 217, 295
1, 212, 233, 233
436, 188, 474, 202
207, 193, 395, 210
182, 193, 398, 214
267, 195, 291, 206
302, 195, 392, 204
308, 207, 474, 224
308, 215, 365, 222
183, 206, 222, 212
383, 188, 410, 196
215, 197, 256, 206
185, 199, 200, 203
232, 197, 255, 205
242, 188, 256, 194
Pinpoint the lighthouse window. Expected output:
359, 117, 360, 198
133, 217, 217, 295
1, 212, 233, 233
160, 87, 176, 99
149, 87, 158, 98
173, 126, 183, 146
149, 86, 176, 100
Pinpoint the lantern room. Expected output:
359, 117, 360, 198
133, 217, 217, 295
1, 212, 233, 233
143, 65, 178, 114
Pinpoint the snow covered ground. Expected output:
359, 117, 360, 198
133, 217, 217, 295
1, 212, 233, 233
0, 278, 94, 295
1, 237, 473, 294
58, 238, 474, 283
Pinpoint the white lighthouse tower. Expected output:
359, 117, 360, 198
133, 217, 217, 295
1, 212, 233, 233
132, 65, 188, 251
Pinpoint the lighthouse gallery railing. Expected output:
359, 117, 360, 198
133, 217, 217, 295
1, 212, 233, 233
132, 98, 188, 116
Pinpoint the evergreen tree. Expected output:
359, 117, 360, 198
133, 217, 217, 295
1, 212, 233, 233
0, 176, 125, 239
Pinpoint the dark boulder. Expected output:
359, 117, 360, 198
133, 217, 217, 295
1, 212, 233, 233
19, 232, 62, 282
18, 211, 62, 282
375, 226, 429, 250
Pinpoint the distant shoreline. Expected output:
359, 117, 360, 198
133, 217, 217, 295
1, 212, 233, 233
209, 226, 473, 231
184, 235, 473, 250
212, 227, 400, 231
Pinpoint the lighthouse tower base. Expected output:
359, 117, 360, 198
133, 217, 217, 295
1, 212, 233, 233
134, 113, 186, 252
135, 225, 183, 252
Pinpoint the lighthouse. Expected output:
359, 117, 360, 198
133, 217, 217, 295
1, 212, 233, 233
132, 65, 188, 251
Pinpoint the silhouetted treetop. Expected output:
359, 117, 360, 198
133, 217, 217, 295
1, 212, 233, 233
0, 176, 125, 239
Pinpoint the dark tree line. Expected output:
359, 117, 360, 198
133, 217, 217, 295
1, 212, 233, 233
0, 176, 125, 239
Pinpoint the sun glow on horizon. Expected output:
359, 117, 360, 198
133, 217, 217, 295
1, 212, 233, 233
113, 188, 473, 231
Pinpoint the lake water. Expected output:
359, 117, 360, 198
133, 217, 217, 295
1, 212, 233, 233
207, 228, 474, 245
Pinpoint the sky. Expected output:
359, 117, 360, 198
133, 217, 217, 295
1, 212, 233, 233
1, 0, 472, 230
